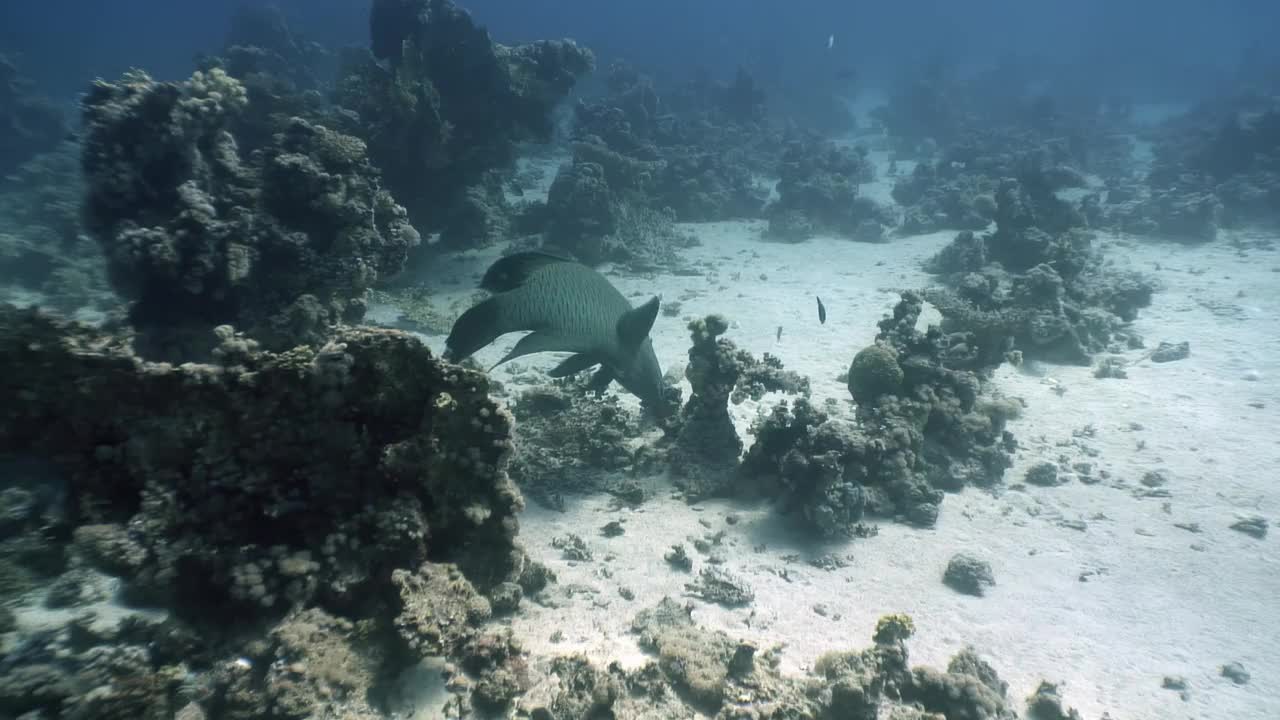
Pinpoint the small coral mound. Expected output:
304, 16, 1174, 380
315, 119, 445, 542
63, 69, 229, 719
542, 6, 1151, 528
944, 553, 997, 596
847, 342, 905, 404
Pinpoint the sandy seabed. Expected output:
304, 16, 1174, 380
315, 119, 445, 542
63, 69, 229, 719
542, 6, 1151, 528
401, 204, 1280, 720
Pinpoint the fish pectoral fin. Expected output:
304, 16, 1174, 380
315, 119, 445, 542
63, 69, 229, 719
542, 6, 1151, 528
490, 331, 575, 370
587, 365, 615, 394
617, 295, 660, 348
548, 353, 602, 378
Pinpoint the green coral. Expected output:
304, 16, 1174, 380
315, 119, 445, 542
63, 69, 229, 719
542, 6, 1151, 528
847, 342, 904, 404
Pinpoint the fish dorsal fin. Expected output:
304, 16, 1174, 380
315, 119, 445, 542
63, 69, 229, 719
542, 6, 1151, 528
480, 251, 574, 293
617, 296, 660, 349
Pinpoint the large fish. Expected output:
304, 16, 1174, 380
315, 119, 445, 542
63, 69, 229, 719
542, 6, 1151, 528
445, 252, 668, 407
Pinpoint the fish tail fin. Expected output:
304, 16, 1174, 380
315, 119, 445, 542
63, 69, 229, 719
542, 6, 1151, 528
445, 296, 510, 362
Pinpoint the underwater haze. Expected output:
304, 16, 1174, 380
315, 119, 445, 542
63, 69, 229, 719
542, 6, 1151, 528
1, 1, 1277, 718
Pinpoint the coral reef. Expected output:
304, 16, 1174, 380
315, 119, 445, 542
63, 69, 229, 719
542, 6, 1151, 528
336, 0, 594, 248
894, 160, 998, 235
221, 4, 335, 95
767, 138, 892, 242
516, 601, 1061, 720
0, 306, 528, 716
744, 293, 1017, 535
571, 61, 777, 224
81, 68, 420, 358
925, 160, 1156, 364
874, 56, 1132, 172
541, 140, 697, 268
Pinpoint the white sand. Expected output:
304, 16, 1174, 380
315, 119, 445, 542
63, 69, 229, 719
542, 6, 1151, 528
398, 162, 1279, 718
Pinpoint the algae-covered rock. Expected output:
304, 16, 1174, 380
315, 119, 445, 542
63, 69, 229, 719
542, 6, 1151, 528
541, 655, 622, 719
684, 567, 754, 607
632, 598, 740, 710
393, 562, 493, 657
1024, 461, 1062, 487
265, 608, 384, 718
909, 665, 1012, 720
1150, 340, 1190, 363
1220, 661, 1250, 685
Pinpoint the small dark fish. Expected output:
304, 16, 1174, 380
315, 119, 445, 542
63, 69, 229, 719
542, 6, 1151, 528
816, 296, 827, 324
776, 325, 783, 342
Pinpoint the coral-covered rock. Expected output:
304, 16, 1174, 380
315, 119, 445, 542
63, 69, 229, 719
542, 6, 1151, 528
81, 69, 419, 357
767, 138, 890, 242
543, 141, 696, 268
0, 308, 522, 626
669, 316, 808, 498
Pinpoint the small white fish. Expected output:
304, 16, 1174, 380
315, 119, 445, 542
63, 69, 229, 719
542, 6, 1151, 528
827, 34, 835, 50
